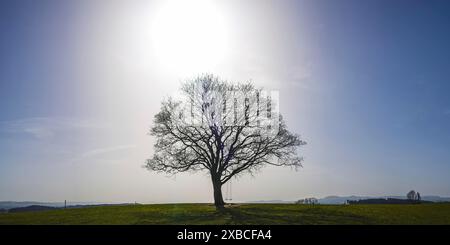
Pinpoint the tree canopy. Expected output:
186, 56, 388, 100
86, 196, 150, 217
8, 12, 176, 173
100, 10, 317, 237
146, 74, 306, 208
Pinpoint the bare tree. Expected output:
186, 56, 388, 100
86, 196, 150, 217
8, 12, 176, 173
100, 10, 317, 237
407, 190, 416, 201
146, 74, 306, 209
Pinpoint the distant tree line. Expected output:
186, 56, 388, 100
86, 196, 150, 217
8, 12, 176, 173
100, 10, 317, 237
296, 198, 318, 205
347, 190, 426, 205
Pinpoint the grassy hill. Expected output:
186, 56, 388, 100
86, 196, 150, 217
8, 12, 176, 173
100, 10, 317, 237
1, 203, 450, 225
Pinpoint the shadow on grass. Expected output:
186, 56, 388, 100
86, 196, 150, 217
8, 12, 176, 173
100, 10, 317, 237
134, 204, 374, 225
220, 206, 373, 225
133, 204, 228, 225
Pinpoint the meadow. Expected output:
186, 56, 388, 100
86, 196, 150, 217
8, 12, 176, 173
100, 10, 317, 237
1, 203, 450, 225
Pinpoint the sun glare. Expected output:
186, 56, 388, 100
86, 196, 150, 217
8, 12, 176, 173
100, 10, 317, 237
151, 0, 229, 75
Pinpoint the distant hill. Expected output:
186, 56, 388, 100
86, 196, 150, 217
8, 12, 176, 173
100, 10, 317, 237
0, 201, 65, 210
8, 205, 58, 213
419, 196, 450, 202
318, 196, 371, 204
236, 195, 450, 205
0, 201, 113, 210
348, 198, 434, 205
0, 201, 134, 211
318, 195, 450, 204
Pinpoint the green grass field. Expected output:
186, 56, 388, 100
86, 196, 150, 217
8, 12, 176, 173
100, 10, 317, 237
1, 203, 450, 225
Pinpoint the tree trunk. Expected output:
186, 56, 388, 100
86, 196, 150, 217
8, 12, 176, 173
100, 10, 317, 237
211, 176, 225, 210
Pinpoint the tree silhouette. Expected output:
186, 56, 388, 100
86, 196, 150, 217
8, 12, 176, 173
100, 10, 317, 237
146, 74, 306, 209
407, 190, 417, 201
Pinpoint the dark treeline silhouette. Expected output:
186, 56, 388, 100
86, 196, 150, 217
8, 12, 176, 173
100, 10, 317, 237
296, 198, 318, 204
8, 205, 57, 213
348, 190, 429, 204
347, 198, 431, 205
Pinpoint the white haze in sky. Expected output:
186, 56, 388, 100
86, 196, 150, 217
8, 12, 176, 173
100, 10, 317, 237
1, 0, 449, 203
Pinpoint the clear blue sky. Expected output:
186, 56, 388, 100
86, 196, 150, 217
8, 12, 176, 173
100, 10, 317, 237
1, 0, 450, 202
